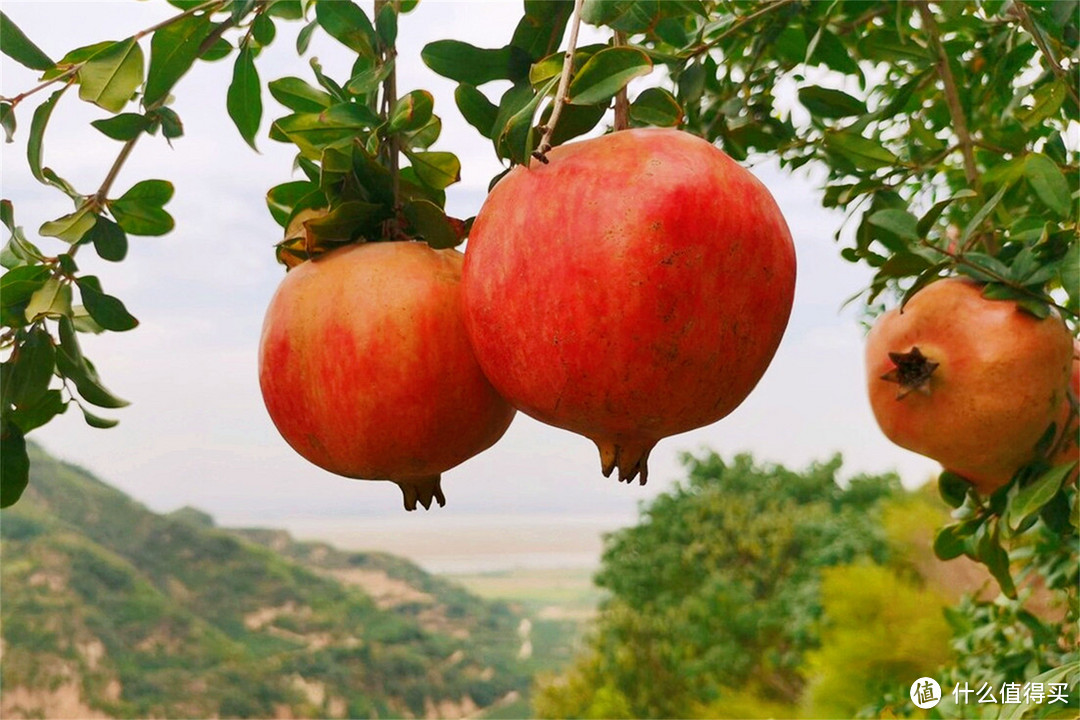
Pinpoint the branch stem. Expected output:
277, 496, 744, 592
685, 0, 797, 57
535, 0, 585, 161
917, 2, 979, 193
613, 30, 630, 131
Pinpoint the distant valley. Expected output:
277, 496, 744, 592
0, 445, 591, 719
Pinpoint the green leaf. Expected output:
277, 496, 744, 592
79, 405, 119, 429
403, 199, 464, 249
1008, 462, 1075, 531
75, 276, 138, 332
1016, 81, 1066, 130
1024, 153, 1071, 218
421, 41, 531, 86
27, 87, 66, 184
867, 209, 919, 241
0, 421, 29, 508
916, 189, 978, 237
629, 87, 682, 126
315, 0, 376, 58
1, 264, 49, 306
227, 46, 261, 150
296, 19, 317, 55
388, 90, 434, 134
938, 471, 970, 508
154, 107, 184, 139
91, 112, 150, 141
1061, 243, 1079, 304
933, 524, 967, 561
878, 252, 932, 278
376, 2, 397, 47
268, 76, 332, 112
529, 45, 602, 88
567, 46, 652, 106
8, 325, 55, 408
978, 522, 1015, 598
10, 389, 66, 434
823, 131, 898, 171
0, 102, 15, 143
272, 104, 380, 156
511, 0, 572, 60
403, 116, 441, 150
403, 151, 460, 190
252, 13, 276, 46
455, 84, 498, 138
145, 13, 212, 106
85, 216, 128, 262
345, 59, 394, 96
24, 277, 71, 322
498, 77, 556, 164
960, 184, 1009, 243
39, 205, 96, 243
542, 101, 606, 146
798, 86, 867, 119
55, 316, 128, 409
0, 11, 54, 71
77, 38, 144, 113
266, 181, 317, 227
200, 37, 233, 62
110, 180, 174, 236
303, 201, 385, 243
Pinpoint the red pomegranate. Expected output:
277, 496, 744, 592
461, 128, 797, 484
259, 242, 516, 510
865, 278, 1074, 494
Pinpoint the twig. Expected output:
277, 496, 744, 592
917, 2, 979, 193
375, 0, 400, 228
613, 30, 630, 131
534, 0, 585, 162
1011, 1, 1080, 108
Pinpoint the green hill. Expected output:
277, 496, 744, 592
0, 445, 534, 719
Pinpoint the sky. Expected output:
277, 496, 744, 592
1, 1, 940, 531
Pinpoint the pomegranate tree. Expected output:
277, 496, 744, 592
259, 242, 515, 510
865, 278, 1074, 495
461, 128, 796, 484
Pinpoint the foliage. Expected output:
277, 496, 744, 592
534, 452, 902, 718
0, 443, 543, 718
803, 563, 952, 718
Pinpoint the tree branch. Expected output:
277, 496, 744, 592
535, 0, 585, 162
613, 30, 630, 132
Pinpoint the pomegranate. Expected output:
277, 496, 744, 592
865, 278, 1073, 495
461, 128, 796, 484
259, 242, 516, 510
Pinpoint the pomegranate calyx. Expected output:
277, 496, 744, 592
596, 439, 656, 486
881, 346, 939, 399
395, 476, 446, 511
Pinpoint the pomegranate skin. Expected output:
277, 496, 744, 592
865, 278, 1073, 495
462, 128, 796, 483
259, 242, 516, 510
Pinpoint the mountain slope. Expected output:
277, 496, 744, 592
0, 445, 530, 719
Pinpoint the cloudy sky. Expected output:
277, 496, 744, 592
1, 1, 939, 531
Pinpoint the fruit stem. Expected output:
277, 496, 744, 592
534, 0, 585, 163
613, 31, 630, 132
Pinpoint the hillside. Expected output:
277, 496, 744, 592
0, 445, 537, 719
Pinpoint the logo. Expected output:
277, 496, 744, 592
911, 677, 942, 709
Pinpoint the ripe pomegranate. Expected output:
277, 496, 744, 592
865, 278, 1073, 495
461, 128, 796, 484
259, 242, 515, 510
